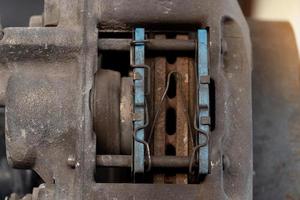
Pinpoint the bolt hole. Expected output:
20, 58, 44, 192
165, 108, 176, 135
167, 73, 177, 99
165, 144, 176, 156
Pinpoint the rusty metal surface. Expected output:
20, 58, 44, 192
5, 61, 78, 198
120, 78, 133, 155
93, 69, 121, 155
96, 155, 190, 169
98, 39, 196, 51
1, 1, 97, 199
153, 35, 167, 183
97, 0, 244, 29
152, 34, 193, 184
0, 0, 252, 199
174, 35, 190, 184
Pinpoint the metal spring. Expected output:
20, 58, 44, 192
147, 70, 209, 175
130, 38, 209, 175
188, 48, 210, 174
130, 64, 151, 96
132, 101, 152, 172
130, 38, 152, 172
147, 71, 195, 147
189, 114, 209, 174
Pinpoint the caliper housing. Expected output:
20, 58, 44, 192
0, 0, 252, 199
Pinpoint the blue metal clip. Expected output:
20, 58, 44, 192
133, 28, 146, 174
197, 29, 210, 175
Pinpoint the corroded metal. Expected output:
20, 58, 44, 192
98, 39, 196, 51
93, 69, 121, 155
152, 34, 196, 184
95, 155, 191, 169
93, 70, 134, 155
153, 34, 167, 183
1, 0, 252, 199
174, 35, 190, 184
120, 77, 134, 155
